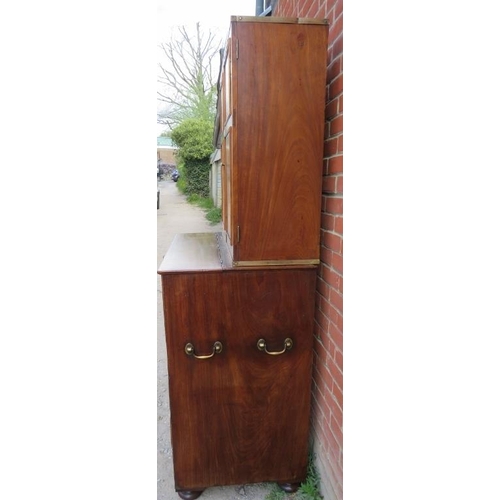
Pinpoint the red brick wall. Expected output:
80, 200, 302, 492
273, 2, 343, 499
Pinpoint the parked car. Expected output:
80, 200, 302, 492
171, 169, 180, 182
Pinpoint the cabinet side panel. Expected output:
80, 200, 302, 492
162, 269, 316, 490
223, 269, 317, 486
234, 22, 328, 262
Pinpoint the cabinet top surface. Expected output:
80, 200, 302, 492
158, 232, 319, 274
158, 232, 225, 274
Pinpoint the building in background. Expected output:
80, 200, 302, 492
157, 136, 178, 165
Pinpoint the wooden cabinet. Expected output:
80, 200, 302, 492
158, 16, 328, 500
159, 233, 317, 498
219, 17, 328, 267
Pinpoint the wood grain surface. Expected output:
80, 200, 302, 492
161, 268, 317, 490
220, 20, 328, 264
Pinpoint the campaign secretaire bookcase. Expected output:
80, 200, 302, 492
158, 16, 328, 500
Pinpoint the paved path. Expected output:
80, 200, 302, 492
157, 179, 273, 500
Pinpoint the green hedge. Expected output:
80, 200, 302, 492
171, 119, 213, 197
183, 158, 210, 197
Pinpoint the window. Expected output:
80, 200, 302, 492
256, 0, 273, 16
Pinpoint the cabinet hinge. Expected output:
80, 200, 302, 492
237, 225, 240, 243
235, 39, 239, 59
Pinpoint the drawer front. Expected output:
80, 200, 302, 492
161, 268, 316, 490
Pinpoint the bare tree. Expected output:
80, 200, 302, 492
157, 23, 222, 129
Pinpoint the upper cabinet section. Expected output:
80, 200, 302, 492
219, 17, 328, 267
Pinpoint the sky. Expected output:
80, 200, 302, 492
157, 0, 257, 136
157, 0, 257, 42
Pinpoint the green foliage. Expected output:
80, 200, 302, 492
172, 85, 217, 125
297, 453, 322, 499
173, 163, 187, 194
186, 193, 222, 225
205, 206, 222, 224
264, 452, 323, 500
265, 485, 286, 500
187, 193, 211, 209
170, 119, 213, 162
170, 119, 213, 197
185, 158, 211, 197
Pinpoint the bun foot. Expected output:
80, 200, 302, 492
278, 482, 300, 493
177, 490, 203, 499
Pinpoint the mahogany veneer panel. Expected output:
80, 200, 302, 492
159, 233, 317, 491
161, 269, 316, 490
220, 18, 328, 266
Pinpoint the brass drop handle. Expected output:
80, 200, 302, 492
185, 341, 223, 359
257, 338, 293, 355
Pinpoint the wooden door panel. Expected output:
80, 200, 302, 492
223, 128, 233, 248
232, 22, 328, 263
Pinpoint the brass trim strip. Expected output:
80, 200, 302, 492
232, 258, 320, 267
231, 16, 328, 25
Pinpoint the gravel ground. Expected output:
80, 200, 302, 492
157, 179, 275, 500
